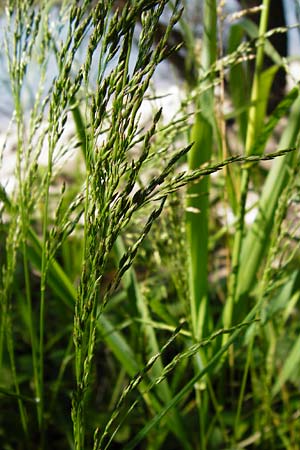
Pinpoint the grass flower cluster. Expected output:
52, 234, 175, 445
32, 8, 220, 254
1, 1, 300, 449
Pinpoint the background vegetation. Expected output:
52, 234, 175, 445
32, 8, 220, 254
1, 0, 300, 449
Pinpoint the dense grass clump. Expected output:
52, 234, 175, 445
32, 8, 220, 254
1, 1, 300, 449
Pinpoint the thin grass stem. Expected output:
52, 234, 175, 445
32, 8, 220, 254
223, 0, 271, 337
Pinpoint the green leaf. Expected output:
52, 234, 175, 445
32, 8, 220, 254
272, 334, 300, 396
250, 87, 299, 157
237, 95, 300, 300
254, 65, 279, 137
239, 18, 282, 66
228, 23, 250, 143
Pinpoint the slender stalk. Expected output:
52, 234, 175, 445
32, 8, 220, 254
14, 84, 40, 435
7, 9, 31, 438
185, 2, 217, 448
234, 330, 254, 441
186, 0, 216, 342
223, 0, 271, 333
38, 139, 52, 441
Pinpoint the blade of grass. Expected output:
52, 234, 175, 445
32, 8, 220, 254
186, 0, 217, 342
237, 94, 300, 301
272, 335, 300, 397
223, 0, 271, 335
239, 17, 283, 67
185, 2, 217, 448
228, 22, 250, 144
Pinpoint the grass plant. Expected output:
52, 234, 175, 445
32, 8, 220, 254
1, 1, 300, 449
